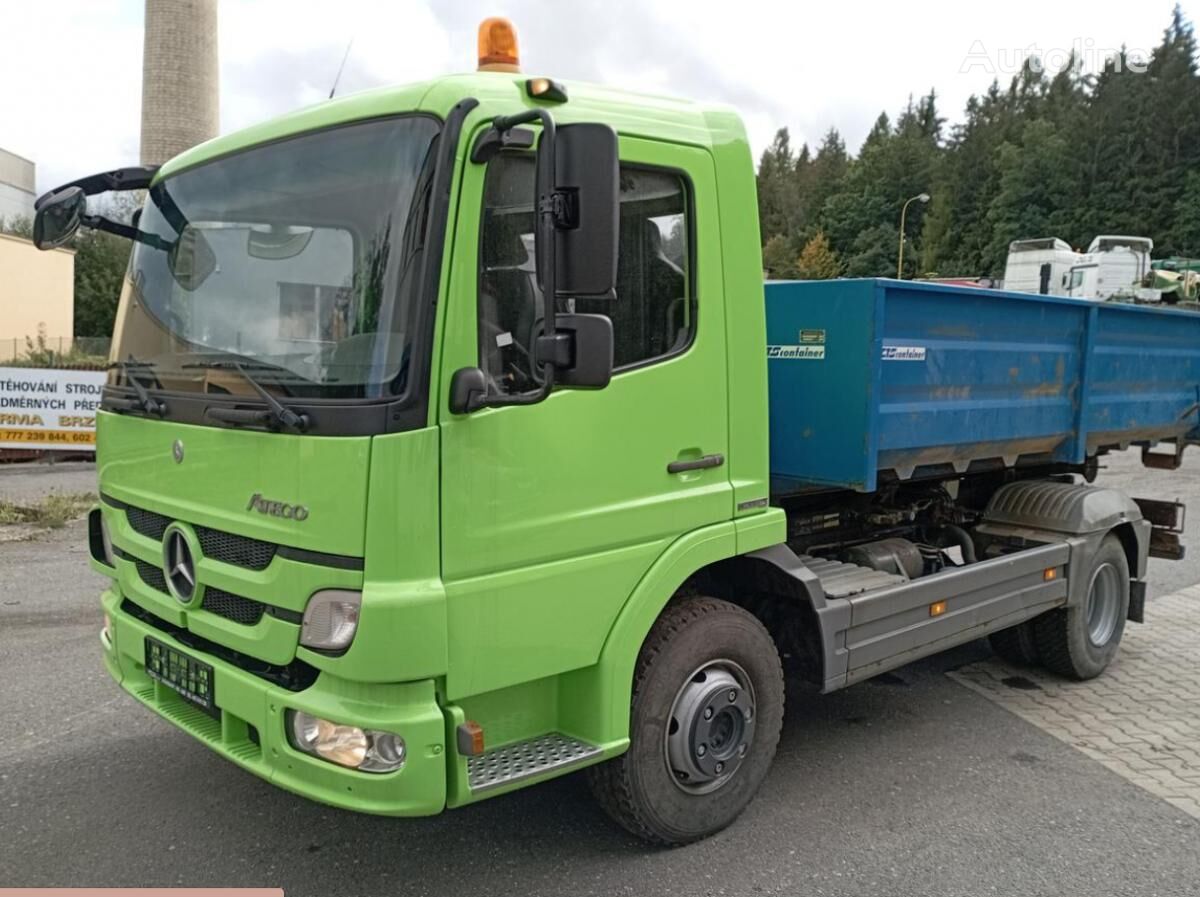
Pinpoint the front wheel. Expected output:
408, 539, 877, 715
587, 596, 785, 845
1034, 534, 1130, 680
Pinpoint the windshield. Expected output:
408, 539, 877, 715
110, 115, 441, 400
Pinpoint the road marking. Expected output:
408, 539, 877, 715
949, 587, 1200, 820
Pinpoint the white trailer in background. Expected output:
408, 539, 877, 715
1002, 238, 1081, 296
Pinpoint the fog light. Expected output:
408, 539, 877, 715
300, 590, 361, 652
287, 710, 406, 773
361, 731, 407, 773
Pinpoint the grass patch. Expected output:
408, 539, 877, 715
0, 492, 96, 528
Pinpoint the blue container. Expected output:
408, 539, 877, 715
766, 278, 1200, 492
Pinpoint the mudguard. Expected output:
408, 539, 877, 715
976, 479, 1151, 608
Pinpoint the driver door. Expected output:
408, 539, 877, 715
438, 132, 731, 701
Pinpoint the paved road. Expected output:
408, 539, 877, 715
2, 453, 1200, 895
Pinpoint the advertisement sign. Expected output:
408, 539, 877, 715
0, 366, 106, 451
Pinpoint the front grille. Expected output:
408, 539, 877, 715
134, 559, 267, 628
127, 505, 171, 541
136, 559, 168, 593
194, 525, 276, 570
120, 501, 276, 570
132, 556, 295, 628
201, 588, 265, 626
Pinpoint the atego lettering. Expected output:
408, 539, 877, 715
246, 492, 310, 521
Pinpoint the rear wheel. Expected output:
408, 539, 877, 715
988, 620, 1040, 665
587, 596, 784, 845
1034, 534, 1130, 680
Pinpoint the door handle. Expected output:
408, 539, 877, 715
667, 453, 725, 474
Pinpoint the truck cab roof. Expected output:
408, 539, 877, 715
156, 72, 748, 183
1087, 235, 1154, 253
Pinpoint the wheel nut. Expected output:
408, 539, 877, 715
744, 708, 753, 721
703, 707, 713, 720
697, 744, 707, 757
715, 762, 725, 773
728, 689, 737, 702
738, 744, 748, 757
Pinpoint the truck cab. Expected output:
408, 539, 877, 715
34, 27, 783, 839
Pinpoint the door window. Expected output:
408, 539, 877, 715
477, 154, 693, 396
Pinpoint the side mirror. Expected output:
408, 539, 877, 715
449, 366, 488, 415
32, 186, 86, 249
541, 122, 619, 300
551, 313, 613, 388
168, 225, 218, 291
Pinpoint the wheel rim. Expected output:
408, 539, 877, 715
1086, 561, 1122, 647
664, 659, 756, 794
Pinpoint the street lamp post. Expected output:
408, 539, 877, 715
897, 192, 931, 279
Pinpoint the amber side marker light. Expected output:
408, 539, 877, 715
1044, 567, 1058, 581
478, 17, 520, 72
527, 77, 568, 102
457, 720, 486, 756
929, 600, 948, 617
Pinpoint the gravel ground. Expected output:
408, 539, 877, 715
1, 450, 1199, 895
0, 460, 97, 504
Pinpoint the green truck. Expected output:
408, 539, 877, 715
30, 20, 1193, 844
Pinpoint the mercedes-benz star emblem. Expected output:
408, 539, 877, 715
172, 440, 185, 464
162, 527, 197, 604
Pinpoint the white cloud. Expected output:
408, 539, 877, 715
0, 1, 143, 195
1, 0, 1194, 194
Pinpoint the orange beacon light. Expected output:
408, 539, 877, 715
478, 17, 521, 72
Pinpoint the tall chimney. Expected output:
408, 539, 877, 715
140, 0, 219, 167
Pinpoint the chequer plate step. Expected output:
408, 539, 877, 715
467, 732, 602, 792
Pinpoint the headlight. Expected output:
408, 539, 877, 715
287, 710, 406, 773
299, 589, 361, 651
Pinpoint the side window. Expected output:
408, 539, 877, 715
478, 153, 693, 396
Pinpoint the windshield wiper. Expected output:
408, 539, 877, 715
187, 361, 309, 433
107, 359, 167, 417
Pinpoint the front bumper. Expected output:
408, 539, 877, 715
101, 587, 448, 816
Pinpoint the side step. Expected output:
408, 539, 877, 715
798, 554, 908, 598
467, 732, 602, 793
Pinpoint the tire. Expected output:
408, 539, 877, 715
988, 620, 1040, 665
587, 596, 785, 845
1034, 534, 1130, 680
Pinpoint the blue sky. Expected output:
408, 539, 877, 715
1, 0, 1194, 194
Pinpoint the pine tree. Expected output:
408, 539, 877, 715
755, 8, 1200, 280
762, 233, 797, 279
795, 232, 842, 279
756, 128, 798, 243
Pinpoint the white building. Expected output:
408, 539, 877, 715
0, 147, 36, 224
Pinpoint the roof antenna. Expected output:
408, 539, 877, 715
329, 38, 355, 99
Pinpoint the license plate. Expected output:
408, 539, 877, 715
144, 637, 218, 718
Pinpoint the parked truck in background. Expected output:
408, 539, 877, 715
1064, 235, 1159, 302
29, 19, 1199, 845
1004, 234, 1160, 302
1002, 237, 1081, 296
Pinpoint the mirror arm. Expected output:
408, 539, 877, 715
534, 109, 559, 394
471, 107, 562, 410
35, 165, 159, 210
79, 214, 173, 252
